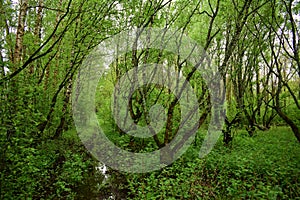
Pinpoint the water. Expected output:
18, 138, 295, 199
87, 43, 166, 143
96, 163, 115, 200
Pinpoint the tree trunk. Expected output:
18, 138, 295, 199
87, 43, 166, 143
276, 108, 300, 143
14, 0, 29, 65
275, 81, 300, 143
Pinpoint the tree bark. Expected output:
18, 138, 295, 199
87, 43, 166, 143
14, 0, 29, 65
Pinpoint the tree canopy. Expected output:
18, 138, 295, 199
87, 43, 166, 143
0, 0, 299, 199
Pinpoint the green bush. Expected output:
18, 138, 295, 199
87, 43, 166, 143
124, 127, 300, 199
0, 129, 103, 199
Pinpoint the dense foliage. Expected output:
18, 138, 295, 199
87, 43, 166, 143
124, 127, 300, 199
0, 0, 299, 199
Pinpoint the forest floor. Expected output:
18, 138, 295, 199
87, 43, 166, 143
101, 126, 300, 199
